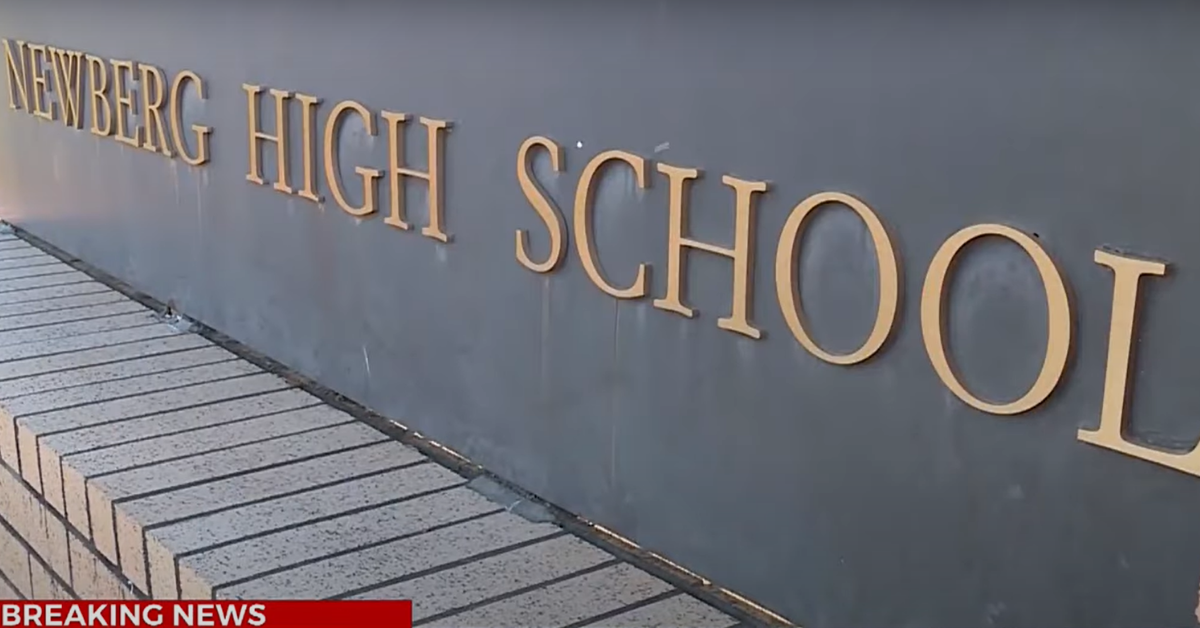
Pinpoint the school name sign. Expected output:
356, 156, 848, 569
3, 38, 1196, 480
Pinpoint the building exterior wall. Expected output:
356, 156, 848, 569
1, 1, 1199, 625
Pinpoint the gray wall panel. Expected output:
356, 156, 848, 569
1, 2, 1198, 626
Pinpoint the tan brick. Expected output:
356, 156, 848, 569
0, 523, 31, 597
68, 533, 129, 600
0, 576, 20, 600
29, 557, 73, 600
0, 463, 70, 579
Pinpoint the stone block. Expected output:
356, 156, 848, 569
0, 282, 114, 306
0, 253, 58, 270
42, 388, 318, 457
353, 534, 615, 621
0, 301, 151, 334
90, 422, 386, 566
0, 272, 91, 294
67, 404, 354, 481
0, 249, 48, 262
41, 389, 317, 523
0, 334, 210, 383
422, 563, 673, 628
58, 404, 354, 579
0, 341, 223, 401
199, 506, 551, 600
0, 324, 177, 364
0, 241, 32, 253
0, 326, 190, 471
0, 311, 158, 349
581, 592, 740, 628
21, 367, 277, 445
0, 264, 76, 283
146, 460, 453, 598
17, 360, 268, 492
0, 289, 120, 319
45, 372, 293, 533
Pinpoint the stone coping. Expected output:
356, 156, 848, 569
0, 232, 751, 627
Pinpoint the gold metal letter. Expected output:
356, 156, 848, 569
49, 49, 83, 129
295, 93, 322, 203
381, 112, 451, 241
654, 167, 766, 339
138, 64, 172, 157
573, 150, 649, 299
1078, 250, 1200, 477
515, 136, 566, 273
110, 60, 140, 146
27, 44, 54, 120
167, 70, 211, 166
242, 84, 292, 193
85, 55, 111, 137
920, 223, 1071, 415
774, 192, 900, 364
323, 100, 381, 217
2, 40, 28, 111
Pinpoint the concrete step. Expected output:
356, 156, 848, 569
0, 235, 744, 627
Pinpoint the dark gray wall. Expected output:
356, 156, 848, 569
2, 1, 1199, 625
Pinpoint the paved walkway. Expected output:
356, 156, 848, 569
0, 230, 753, 627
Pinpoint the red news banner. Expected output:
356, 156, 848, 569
1, 601, 413, 628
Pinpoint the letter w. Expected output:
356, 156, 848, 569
51, 48, 83, 128
216, 606, 247, 626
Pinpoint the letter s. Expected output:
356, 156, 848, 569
248, 605, 266, 627
515, 135, 567, 273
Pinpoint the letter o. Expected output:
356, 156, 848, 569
920, 223, 1071, 415
774, 192, 901, 365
